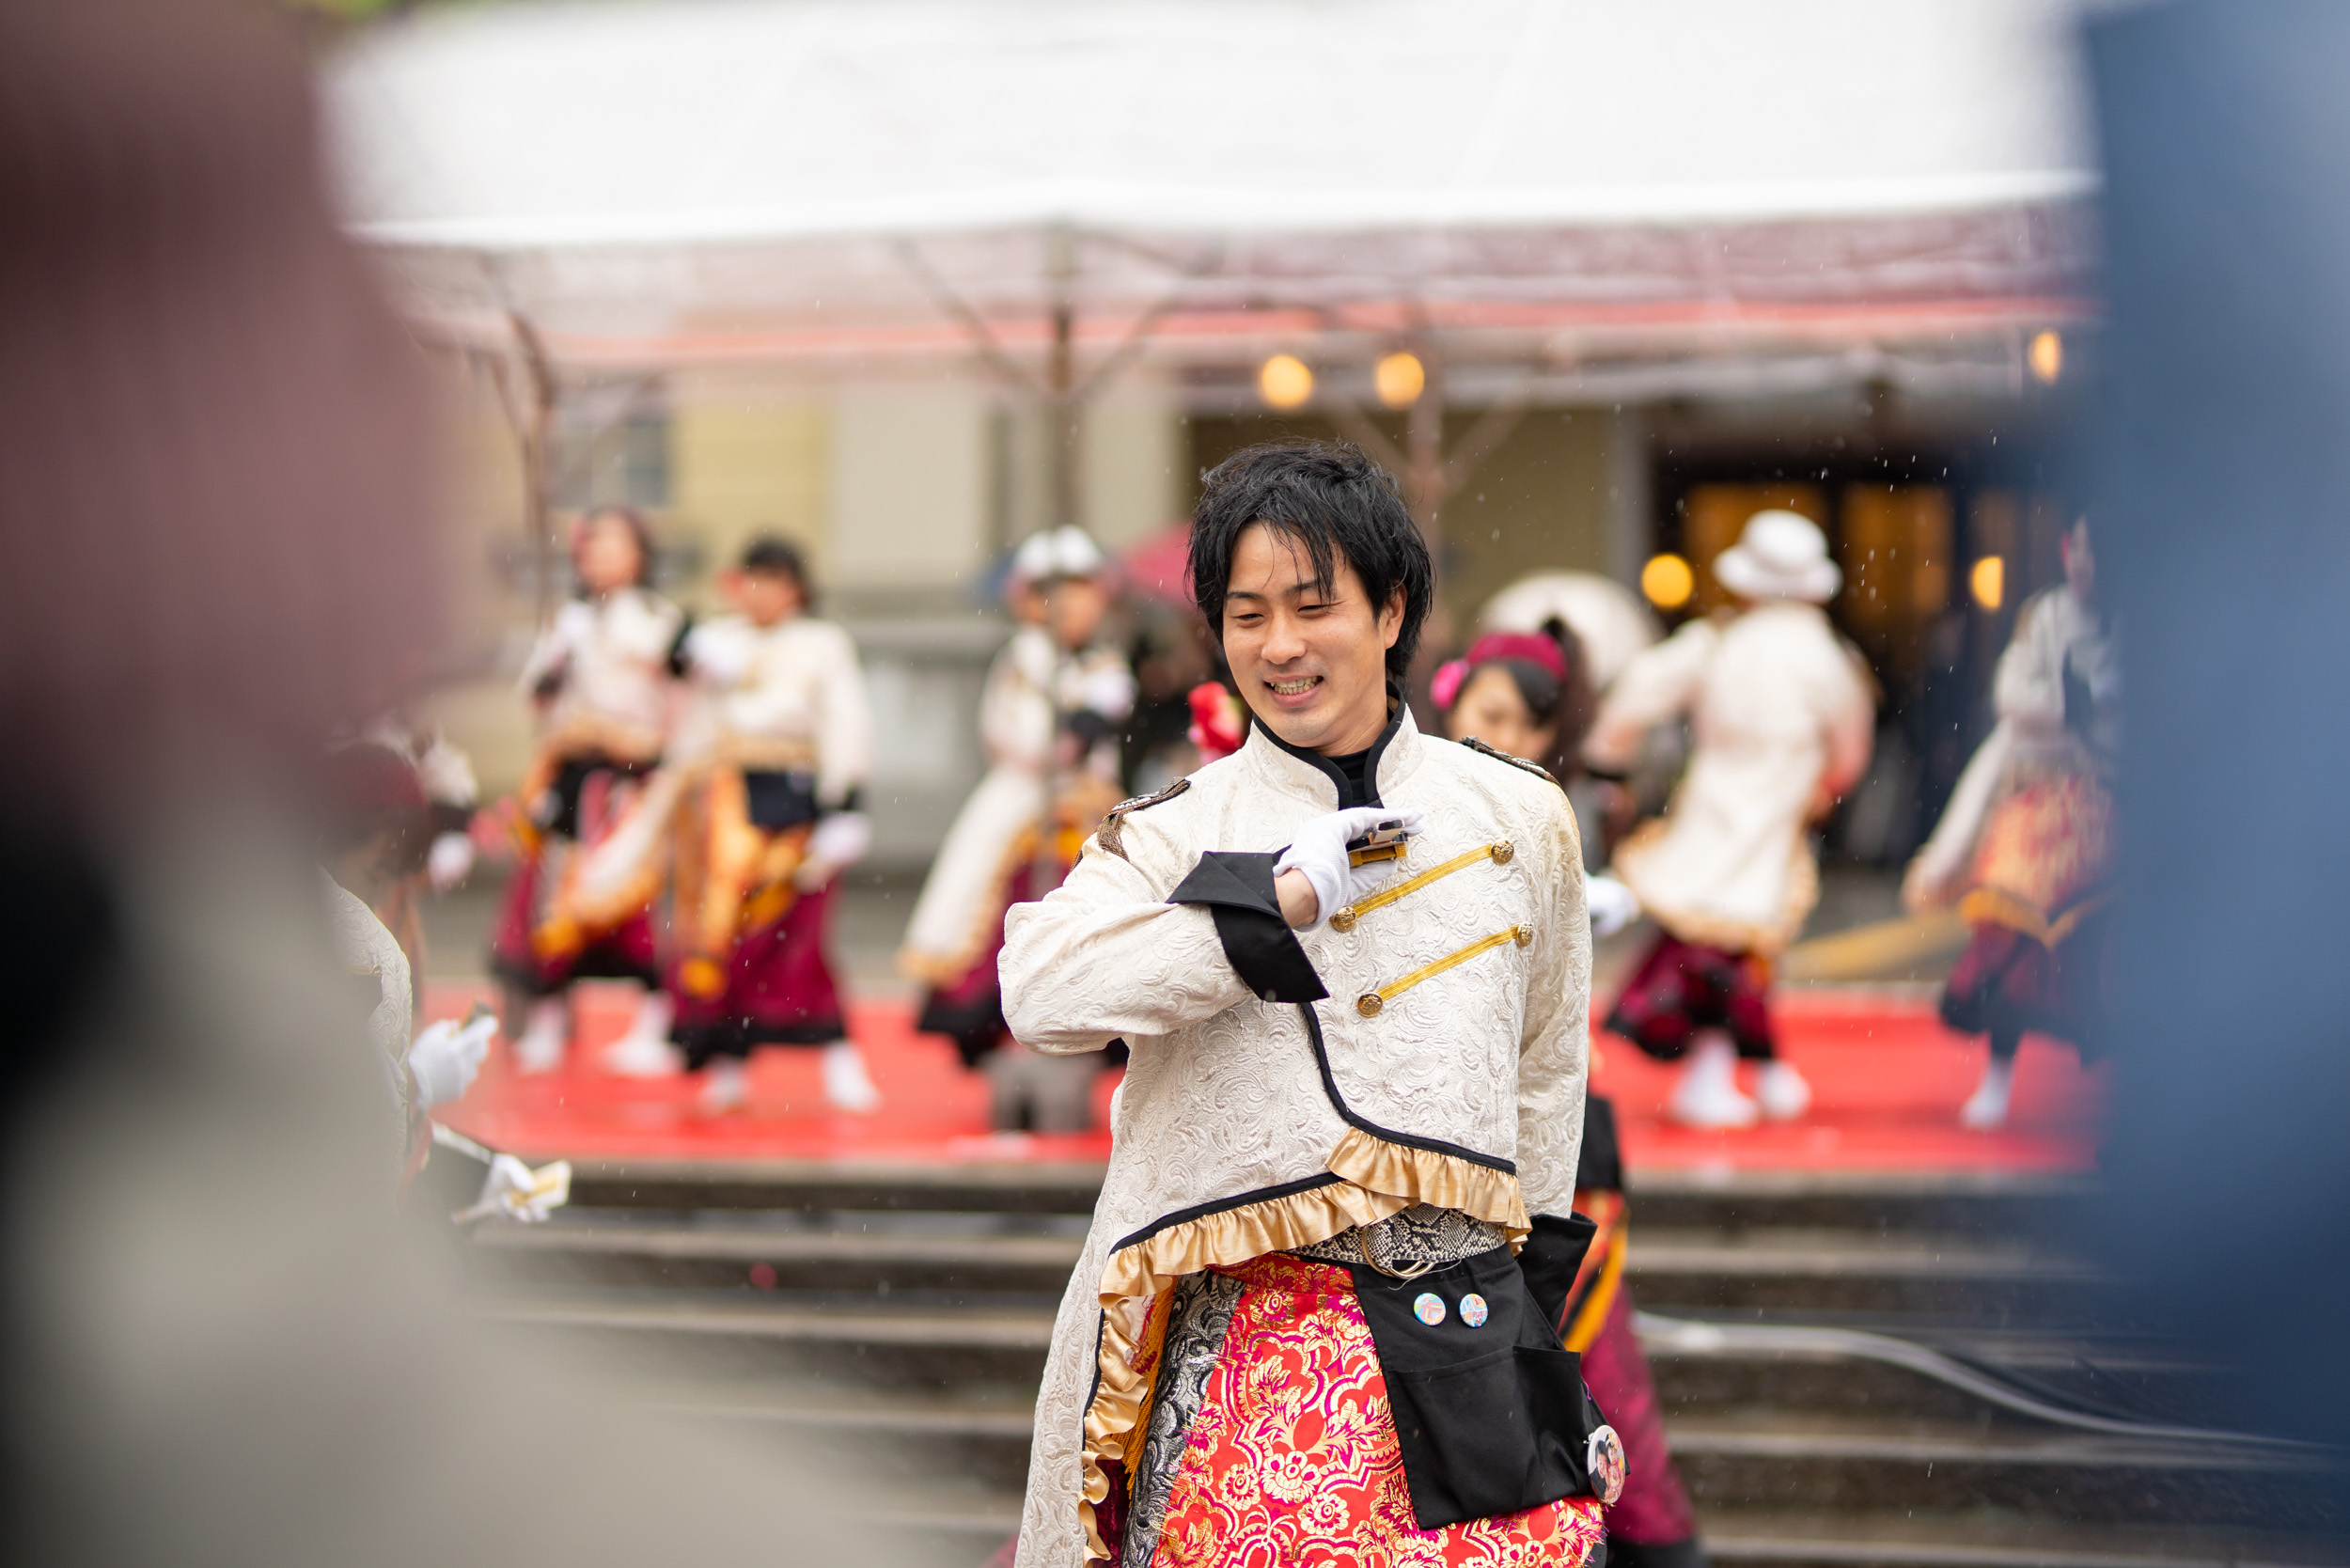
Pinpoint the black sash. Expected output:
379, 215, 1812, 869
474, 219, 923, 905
1347, 1221, 1608, 1530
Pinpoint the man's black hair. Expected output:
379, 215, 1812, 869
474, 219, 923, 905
1188, 441, 1434, 679
740, 534, 813, 600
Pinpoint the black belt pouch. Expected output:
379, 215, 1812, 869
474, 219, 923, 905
1351, 1241, 1608, 1529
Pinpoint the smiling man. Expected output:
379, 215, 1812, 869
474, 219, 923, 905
1000, 443, 1616, 1568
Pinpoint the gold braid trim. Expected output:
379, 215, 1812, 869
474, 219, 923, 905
1075, 1134, 1532, 1560
1957, 885, 2112, 949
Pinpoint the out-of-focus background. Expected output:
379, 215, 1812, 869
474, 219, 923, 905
323, 0, 2089, 891
20, 0, 2349, 1564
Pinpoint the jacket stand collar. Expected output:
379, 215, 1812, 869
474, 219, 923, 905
1244, 684, 1424, 808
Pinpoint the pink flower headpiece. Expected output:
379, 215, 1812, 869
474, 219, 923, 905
1430, 631, 1567, 712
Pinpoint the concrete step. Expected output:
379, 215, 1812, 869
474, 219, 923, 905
474, 1292, 1057, 1390
1693, 1510, 2350, 1568
470, 1207, 2102, 1319
1665, 1414, 2340, 1528
555, 1161, 2096, 1242
466, 1210, 1088, 1294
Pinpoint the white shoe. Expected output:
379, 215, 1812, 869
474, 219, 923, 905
1755, 1060, 1811, 1121
603, 1033, 682, 1077
1669, 1034, 1757, 1129
1960, 1056, 2015, 1131
822, 1041, 882, 1114
699, 1057, 750, 1114
603, 993, 680, 1077
513, 998, 568, 1076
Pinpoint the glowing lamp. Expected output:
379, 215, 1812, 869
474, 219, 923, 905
1640, 553, 1695, 610
1969, 555, 2005, 612
1374, 352, 1426, 408
2028, 330, 2063, 385
1259, 353, 1314, 410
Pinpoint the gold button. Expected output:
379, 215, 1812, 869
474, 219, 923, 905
1512, 925, 1533, 947
1491, 839, 1515, 865
1356, 993, 1384, 1017
1331, 907, 1357, 932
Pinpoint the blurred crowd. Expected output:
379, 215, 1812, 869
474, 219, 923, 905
370, 491, 2114, 1143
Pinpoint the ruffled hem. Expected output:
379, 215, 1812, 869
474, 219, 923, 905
1076, 1134, 1531, 1562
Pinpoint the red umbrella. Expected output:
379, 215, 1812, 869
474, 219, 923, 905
1120, 521, 1195, 606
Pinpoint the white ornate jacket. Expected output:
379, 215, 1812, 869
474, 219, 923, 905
999, 703, 1591, 1567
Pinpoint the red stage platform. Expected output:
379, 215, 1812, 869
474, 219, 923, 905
428, 982, 2103, 1177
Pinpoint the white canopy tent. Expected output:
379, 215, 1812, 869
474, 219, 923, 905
331, 0, 2097, 400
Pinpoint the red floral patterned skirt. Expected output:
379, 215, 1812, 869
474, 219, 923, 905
1151, 1254, 1606, 1568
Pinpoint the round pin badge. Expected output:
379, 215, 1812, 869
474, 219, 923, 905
1412, 1292, 1447, 1326
1586, 1424, 1627, 1506
1459, 1293, 1490, 1328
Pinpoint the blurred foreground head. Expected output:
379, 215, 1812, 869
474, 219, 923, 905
0, 7, 882, 1565
0, 0, 440, 813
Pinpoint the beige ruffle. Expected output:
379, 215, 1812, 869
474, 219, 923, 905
1324, 1126, 1531, 1240
1075, 1132, 1531, 1560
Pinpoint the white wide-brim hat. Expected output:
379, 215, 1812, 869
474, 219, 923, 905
1713, 510, 1841, 604
1010, 524, 1108, 584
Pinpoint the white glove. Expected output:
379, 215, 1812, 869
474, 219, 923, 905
1075, 664, 1137, 723
1273, 807, 1427, 930
408, 1012, 497, 1110
465, 1153, 572, 1224
683, 621, 755, 686
550, 600, 597, 652
1586, 872, 1642, 938
426, 830, 476, 892
794, 810, 872, 889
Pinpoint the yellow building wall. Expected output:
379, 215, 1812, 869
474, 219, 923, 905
670, 400, 830, 603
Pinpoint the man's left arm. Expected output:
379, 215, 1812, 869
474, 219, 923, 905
1517, 794, 1590, 1223
1512, 792, 1596, 1332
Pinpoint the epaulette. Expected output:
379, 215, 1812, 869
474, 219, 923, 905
1460, 735, 1563, 791
1094, 776, 1191, 861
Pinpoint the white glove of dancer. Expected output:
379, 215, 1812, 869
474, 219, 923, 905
1273, 807, 1427, 930
426, 830, 476, 892
1586, 872, 1643, 938
1076, 664, 1138, 723
462, 1153, 572, 1225
408, 1011, 497, 1110
682, 621, 756, 686
795, 810, 872, 890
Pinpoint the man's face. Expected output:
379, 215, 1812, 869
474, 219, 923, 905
1220, 522, 1402, 755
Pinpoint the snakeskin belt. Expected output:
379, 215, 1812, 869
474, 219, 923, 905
1289, 1204, 1508, 1279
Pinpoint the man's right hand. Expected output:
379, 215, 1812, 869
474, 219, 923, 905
1273, 806, 1424, 930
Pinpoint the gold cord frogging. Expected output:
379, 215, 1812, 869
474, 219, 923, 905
1330, 839, 1513, 931
1356, 924, 1532, 1017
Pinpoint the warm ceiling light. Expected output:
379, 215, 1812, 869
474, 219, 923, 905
1640, 552, 1695, 610
1969, 555, 2005, 612
2028, 330, 2063, 385
1258, 353, 1314, 410
1374, 352, 1426, 408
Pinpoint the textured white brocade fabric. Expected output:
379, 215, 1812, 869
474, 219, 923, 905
999, 708, 1592, 1568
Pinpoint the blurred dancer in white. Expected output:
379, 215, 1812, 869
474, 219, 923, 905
1586, 511, 1875, 1128
491, 508, 682, 1074
666, 537, 879, 1114
1904, 520, 2118, 1129
902, 526, 1134, 1131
